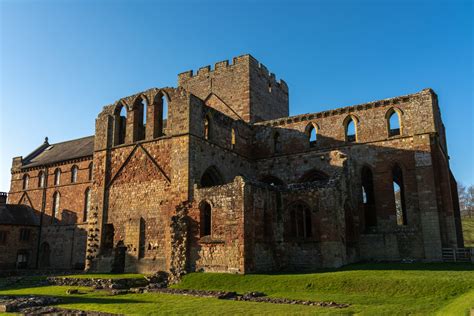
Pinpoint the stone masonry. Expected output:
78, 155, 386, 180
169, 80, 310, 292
5, 54, 463, 274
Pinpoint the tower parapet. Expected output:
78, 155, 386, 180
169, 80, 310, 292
178, 54, 289, 123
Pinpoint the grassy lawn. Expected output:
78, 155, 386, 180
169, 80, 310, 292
462, 216, 474, 247
1, 263, 473, 315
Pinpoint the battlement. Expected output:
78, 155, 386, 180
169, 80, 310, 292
178, 54, 288, 93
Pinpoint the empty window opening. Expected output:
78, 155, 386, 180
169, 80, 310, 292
289, 202, 312, 238
392, 164, 407, 226
117, 105, 127, 145
309, 124, 317, 146
259, 175, 284, 186
200, 201, 212, 237
38, 171, 45, 188
54, 169, 61, 186
298, 169, 329, 183
204, 116, 211, 140
346, 117, 356, 142
200, 166, 224, 188
388, 110, 401, 136
71, 165, 78, 183
84, 188, 91, 222
273, 132, 282, 153
153, 93, 168, 138
268, 82, 272, 93
22, 174, 29, 190
136, 96, 148, 141
361, 167, 377, 230
52, 192, 60, 223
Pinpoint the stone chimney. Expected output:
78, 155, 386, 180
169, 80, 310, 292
0, 192, 7, 205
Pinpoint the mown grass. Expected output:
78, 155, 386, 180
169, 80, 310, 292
1, 263, 473, 315
462, 216, 474, 247
60, 273, 144, 279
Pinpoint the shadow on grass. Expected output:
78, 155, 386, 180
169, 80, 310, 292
249, 262, 474, 276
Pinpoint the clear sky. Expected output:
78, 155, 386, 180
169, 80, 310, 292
0, 0, 472, 192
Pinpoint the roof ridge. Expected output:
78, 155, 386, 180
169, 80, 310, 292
48, 135, 94, 147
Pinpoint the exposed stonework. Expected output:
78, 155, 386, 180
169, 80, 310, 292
5, 54, 463, 274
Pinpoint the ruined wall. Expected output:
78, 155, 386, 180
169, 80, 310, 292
0, 225, 39, 269
189, 178, 246, 273
178, 54, 288, 123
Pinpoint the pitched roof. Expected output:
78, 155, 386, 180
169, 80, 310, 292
21, 136, 94, 169
0, 204, 40, 226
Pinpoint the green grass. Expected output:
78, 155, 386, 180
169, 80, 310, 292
1, 263, 474, 315
59, 273, 145, 279
462, 216, 474, 247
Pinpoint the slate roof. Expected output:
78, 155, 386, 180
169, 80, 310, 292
0, 204, 40, 226
21, 136, 94, 169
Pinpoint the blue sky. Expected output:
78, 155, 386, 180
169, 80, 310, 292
0, 0, 472, 192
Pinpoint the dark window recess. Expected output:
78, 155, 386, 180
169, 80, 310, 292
19, 229, 31, 241
0, 231, 7, 244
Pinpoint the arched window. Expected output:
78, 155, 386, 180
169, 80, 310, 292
200, 201, 212, 237
307, 123, 317, 146
344, 115, 358, 142
152, 92, 168, 138
387, 108, 402, 137
135, 95, 148, 141
200, 166, 224, 188
204, 115, 211, 140
83, 188, 91, 222
54, 169, 61, 186
52, 192, 60, 222
116, 103, 127, 145
38, 171, 45, 188
88, 162, 93, 181
298, 169, 329, 183
361, 166, 377, 230
231, 128, 236, 149
22, 174, 29, 190
288, 201, 312, 238
71, 165, 78, 183
392, 164, 407, 226
273, 132, 281, 153
259, 175, 284, 186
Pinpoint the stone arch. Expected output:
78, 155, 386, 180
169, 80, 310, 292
305, 122, 319, 146
133, 94, 149, 141
153, 90, 170, 138
298, 168, 329, 183
114, 101, 128, 145
200, 166, 224, 188
392, 163, 407, 226
385, 107, 403, 137
361, 165, 377, 231
343, 114, 359, 142
199, 200, 212, 237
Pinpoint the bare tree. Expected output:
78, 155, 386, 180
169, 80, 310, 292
467, 185, 474, 218
458, 182, 468, 217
